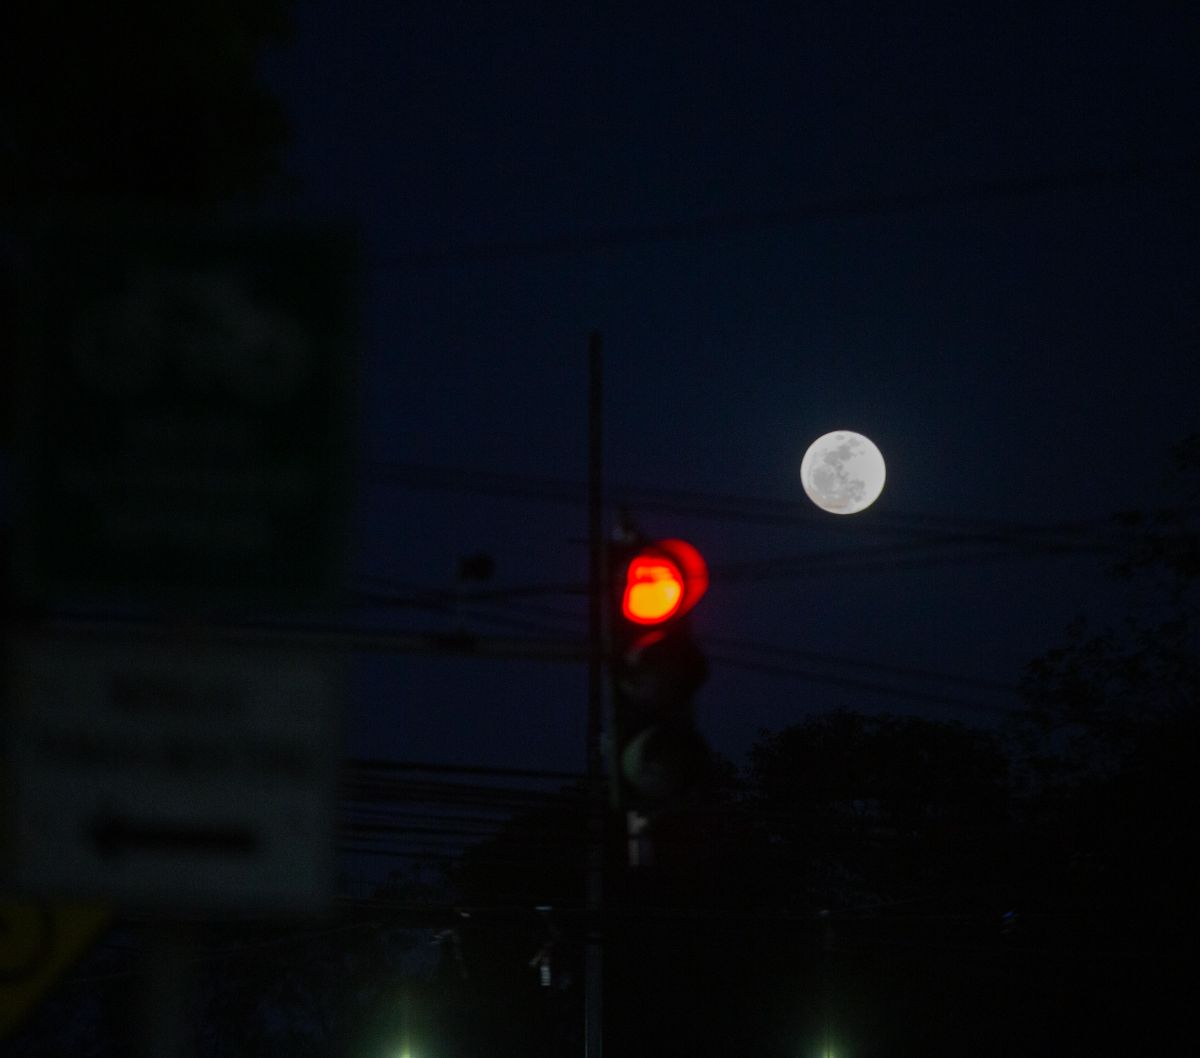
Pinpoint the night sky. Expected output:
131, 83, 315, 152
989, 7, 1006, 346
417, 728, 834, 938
256, 2, 1200, 774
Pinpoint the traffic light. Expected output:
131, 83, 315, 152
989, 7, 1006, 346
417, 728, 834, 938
608, 537, 711, 813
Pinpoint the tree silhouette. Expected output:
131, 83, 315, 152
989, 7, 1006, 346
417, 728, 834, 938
1006, 432, 1198, 1053
0, 1, 294, 447
0, 1, 292, 207
745, 710, 1011, 912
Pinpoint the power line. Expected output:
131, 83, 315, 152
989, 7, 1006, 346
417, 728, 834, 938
365, 156, 1200, 269
358, 458, 1129, 542
705, 635, 1019, 696
714, 539, 1117, 584
350, 521, 1119, 612
385, 587, 1021, 704
708, 652, 1016, 718
348, 577, 1022, 718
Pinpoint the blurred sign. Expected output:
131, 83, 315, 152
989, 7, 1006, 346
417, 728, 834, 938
3, 636, 340, 912
13, 218, 356, 608
0, 902, 110, 1038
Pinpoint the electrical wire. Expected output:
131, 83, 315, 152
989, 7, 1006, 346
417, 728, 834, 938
357, 458, 1136, 544
711, 531, 1120, 583
365, 155, 1200, 269
350, 575, 1020, 718
704, 635, 1018, 696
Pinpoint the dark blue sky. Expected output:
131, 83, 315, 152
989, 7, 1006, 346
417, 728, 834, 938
258, 1, 1199, 772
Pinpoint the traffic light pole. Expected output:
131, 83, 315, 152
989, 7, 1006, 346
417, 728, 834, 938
585, 330, 605, 1058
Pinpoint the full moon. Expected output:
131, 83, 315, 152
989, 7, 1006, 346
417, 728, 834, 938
800, 430, 886, 514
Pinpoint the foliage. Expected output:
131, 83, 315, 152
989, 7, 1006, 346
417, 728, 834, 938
745, 711, 1011, 911
0, 1, 295, 448
1013, 432, 1199, 899
12, 437, 1197, 1054
0, 1, 293, 206
1001, 434, 1198, 1046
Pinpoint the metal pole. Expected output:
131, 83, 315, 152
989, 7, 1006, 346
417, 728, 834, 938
585, 330, 605, 1058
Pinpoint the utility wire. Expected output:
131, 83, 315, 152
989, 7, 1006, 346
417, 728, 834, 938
711, 527, 1121, 582
714, 540, 1116, 584
358, 458, 1135, 543
705, 635, 1018, 695
708, 652, 1016, 717
366, 156, 1200, 269
414, 591, 1021, 710
350, 515, 1121, 609
350, 575, 1020, 716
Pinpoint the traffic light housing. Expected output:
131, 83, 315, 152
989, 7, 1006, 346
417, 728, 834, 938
608, 538, 711, 812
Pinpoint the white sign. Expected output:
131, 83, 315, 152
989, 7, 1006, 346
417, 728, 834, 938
4, 636, 341, 913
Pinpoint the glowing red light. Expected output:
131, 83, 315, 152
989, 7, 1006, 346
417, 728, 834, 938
620, 540, 708, 625
622, 555, 686, 624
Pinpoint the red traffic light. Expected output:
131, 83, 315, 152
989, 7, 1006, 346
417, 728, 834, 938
620, 539, 708, 626
623, 554, 685, 623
